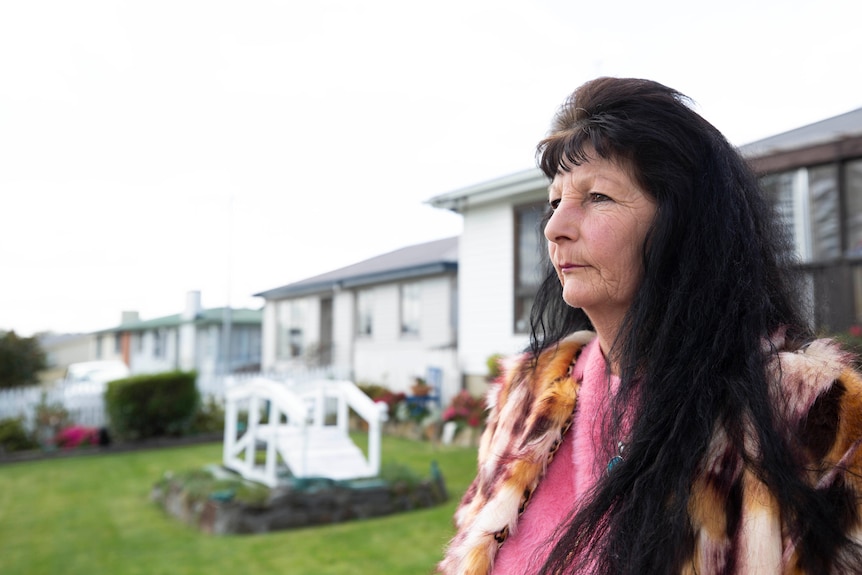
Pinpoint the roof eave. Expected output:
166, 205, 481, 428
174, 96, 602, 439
427, 168, 547, 213
258, 262, 457, 301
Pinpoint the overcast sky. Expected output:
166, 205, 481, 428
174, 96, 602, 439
2, 0, 860, 337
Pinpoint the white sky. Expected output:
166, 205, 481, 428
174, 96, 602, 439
2, 0, 860, 337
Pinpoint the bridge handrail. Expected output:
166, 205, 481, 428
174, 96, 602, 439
223, 377, 387, 486
225, 377, 308, 424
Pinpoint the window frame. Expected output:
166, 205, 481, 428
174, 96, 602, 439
400, 281, 421, 337
760, 163, 841, 264
513, 201, 548, 333
355, 289, 374, 338
276, 299, 306, 360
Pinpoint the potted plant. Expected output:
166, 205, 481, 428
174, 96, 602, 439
410, 377, 431, 397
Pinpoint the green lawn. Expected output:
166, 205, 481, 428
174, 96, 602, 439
0, 435, 478, 575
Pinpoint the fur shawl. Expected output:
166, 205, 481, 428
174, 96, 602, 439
437, 331, 862, 574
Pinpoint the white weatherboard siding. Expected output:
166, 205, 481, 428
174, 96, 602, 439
351, 275, 458, 399
458, 203, 529, 382
195, 326, 215, 375
261, 295, 324, 373
261, 302, 278, 371
331, 289, 355, 372
421, 275, 457, 345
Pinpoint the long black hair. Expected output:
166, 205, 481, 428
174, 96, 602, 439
529, 77, 860, 573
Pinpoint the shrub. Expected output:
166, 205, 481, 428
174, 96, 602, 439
33, 394, 71, 448
0, 417, 39, 452
105, 371, 200, 441
357, 383, 390, 401
55, 425, 100, 449
442, 390, 487, 429
358, 383, 406, 417
486, 353, 504, 381
190, 395, 225, 434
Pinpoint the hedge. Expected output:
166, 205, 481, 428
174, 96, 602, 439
105, 371, 200, 441
0, 417, 39, 452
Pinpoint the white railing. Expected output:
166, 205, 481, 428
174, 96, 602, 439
222, 378, 388, 487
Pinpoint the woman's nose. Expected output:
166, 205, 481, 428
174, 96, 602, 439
544, 204, 577, 243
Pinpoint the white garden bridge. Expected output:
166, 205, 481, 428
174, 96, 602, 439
222, 377, 389, 488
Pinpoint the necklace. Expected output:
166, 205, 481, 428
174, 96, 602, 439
606, 441, 625, 475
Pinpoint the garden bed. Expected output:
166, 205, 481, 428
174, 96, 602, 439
151, 461, 449, 535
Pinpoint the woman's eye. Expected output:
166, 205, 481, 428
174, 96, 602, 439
549, 198, 561, 211
589, 193, 611, 203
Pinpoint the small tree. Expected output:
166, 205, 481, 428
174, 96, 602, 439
0, 331, 47, 389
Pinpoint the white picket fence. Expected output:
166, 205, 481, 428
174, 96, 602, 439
0, 366, 350, 433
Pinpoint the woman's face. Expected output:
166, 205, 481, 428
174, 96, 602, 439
545, 154, 657, 335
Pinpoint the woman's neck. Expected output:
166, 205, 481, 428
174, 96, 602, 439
590, 325, 621, 376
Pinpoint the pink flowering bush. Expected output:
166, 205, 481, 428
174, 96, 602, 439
376, 390, 407, 417
442, 390, 486, 429
55, 425, 100, 449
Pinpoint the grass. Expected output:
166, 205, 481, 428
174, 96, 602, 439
0, 434, 478, 575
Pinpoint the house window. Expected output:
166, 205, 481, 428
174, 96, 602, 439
808, 164, 840, 260
356, 289, 373, 337
760, 165, 840, 263
152, 329, 165, 358
514, 202, 547, 333
400, 282, 421, 336
114, 333, 122, 354
844, 159, 862, 257
276, 300, 305, 359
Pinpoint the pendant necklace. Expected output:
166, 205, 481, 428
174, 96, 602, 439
606, 441, 625, 475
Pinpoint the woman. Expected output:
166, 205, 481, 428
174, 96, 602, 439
438, 77, 862, 574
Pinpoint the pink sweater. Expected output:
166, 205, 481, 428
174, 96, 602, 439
491, 339, 619, 574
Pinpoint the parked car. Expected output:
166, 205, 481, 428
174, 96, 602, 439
62, 361, 130, 396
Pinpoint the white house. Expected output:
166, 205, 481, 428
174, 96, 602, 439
740, 106, 862, 332
255, 236, 460, 403
94, 291, 262, 376
427, 170, 549, 392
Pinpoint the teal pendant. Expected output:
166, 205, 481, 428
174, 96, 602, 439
606, 442, 625, 475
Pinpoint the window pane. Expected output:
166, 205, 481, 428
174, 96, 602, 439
517, 204, 545, 291
400, 282, 421, 335
807, 164, 840, 260
845, 159, 862, 256
515, 203, 546, 333
153, 330, 164, 358
356, 290, 373, 337
761, 171, 797, 259
276, 300, 305, 359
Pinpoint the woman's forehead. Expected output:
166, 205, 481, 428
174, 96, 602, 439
548, 158, 639, 195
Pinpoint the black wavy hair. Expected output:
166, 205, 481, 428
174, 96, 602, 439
529, 77, 861, 573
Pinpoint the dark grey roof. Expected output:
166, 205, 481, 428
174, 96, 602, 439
255, 236, 458, 300
740, 106, 862, 158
